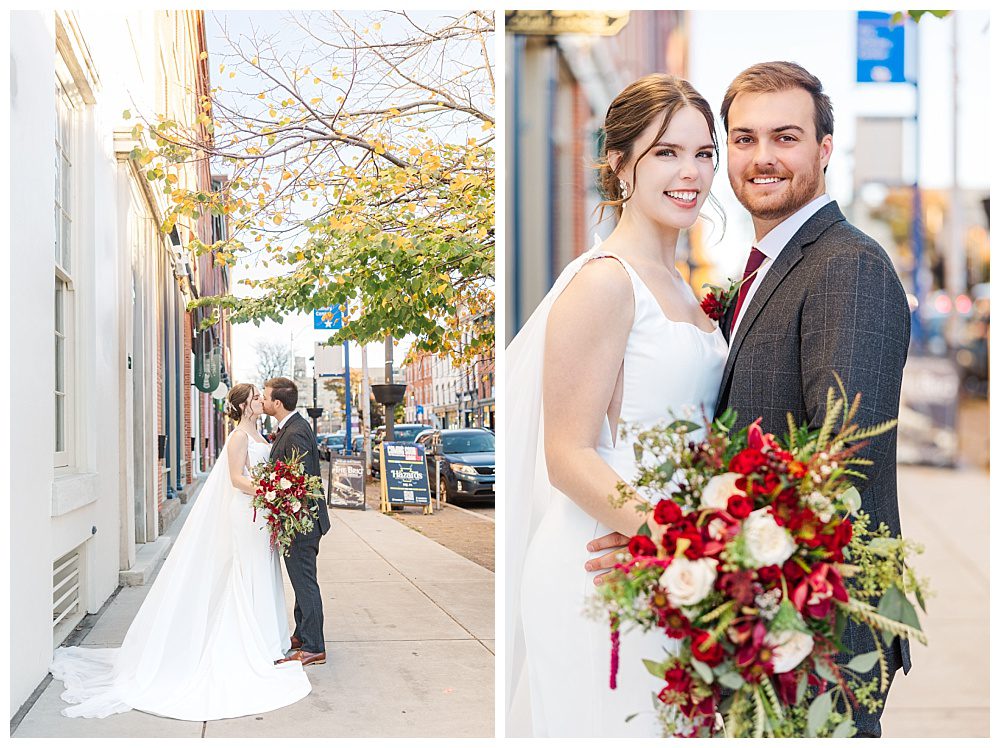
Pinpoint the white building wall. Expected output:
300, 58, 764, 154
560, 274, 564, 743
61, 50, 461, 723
9, 10, 202, 716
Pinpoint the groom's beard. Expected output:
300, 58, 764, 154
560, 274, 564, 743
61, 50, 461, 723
731, 158, 822, 222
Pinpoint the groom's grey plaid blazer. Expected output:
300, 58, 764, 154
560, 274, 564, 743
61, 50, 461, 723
716, 201, 912, 694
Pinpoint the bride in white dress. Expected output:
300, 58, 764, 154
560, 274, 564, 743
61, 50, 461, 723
50, 384, 311, 720
506, 75, 728, 737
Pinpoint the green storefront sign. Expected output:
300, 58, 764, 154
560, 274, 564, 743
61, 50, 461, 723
195, 343, 221, 394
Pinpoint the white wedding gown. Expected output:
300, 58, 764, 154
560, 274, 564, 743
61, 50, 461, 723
508, 246, 727, 736
50, 436, 312, 720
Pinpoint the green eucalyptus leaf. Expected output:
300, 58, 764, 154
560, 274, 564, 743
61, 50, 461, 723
832, 718, 855, 738
844, 651, 880, 674
806, 690, 833, 737
718, 671, 746, 690
643, 658, 667, 679
690, 657, 714, 684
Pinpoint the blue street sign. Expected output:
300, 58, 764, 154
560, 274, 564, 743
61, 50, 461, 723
857, 11, 906, 83
313, 306, 344, 330
416, 405, 424, 416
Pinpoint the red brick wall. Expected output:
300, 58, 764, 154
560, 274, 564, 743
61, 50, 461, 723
156, 271, 165, 510
183, 313, 192, 484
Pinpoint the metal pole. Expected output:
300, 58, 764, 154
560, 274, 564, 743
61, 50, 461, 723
311, 358, 319, 437
361, 343, 372, 465
344, 342, 352, 454
910, 20, 926, 352
946, 12, 966, 349
384, 334, 395, 441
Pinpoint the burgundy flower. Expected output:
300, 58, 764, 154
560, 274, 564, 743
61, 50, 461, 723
690, 628, 725, 667
628, 534, 658, 558
662, 665, 693, 694
729, 448, 768, 475
718, 570, 758, 606
791, 563, 849, 620
746, 419, 780, 452
756, 564, 782, 587
727, 494, 754, 519
653, 499, 683, 526
700, 291, 725, 321
775, 670, 802, 705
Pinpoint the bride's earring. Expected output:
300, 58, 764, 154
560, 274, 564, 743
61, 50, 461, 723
619, 180, 629, 199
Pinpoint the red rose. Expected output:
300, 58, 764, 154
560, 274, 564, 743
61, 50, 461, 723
662, 665, 693, 693
775, 670, 802, 705
628, 534, 658, 558
756, 565, 782, 587
783, 557, 807, 585
729, 448, 768, 475
700, 292, 725, 321
690, 629, 725, 667
653, 499, 683, 526
663, 529, 704, 560
726, 494, 754, 519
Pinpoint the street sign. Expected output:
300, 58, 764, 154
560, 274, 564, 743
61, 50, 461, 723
313, 305, 344, 330
897, 356, 959, 466
506, 10, 629, 36
194, 344, 221, 393
379, 441, 432, 514
857, 11, 906, 83
314, 342, 343, 376
328, 453, 366, 510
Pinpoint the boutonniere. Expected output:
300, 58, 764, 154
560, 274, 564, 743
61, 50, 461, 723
265, 431, 277, 444
699, 269, 761, 322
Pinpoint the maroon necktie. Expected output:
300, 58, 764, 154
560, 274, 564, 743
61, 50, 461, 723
730, 247, 767, 334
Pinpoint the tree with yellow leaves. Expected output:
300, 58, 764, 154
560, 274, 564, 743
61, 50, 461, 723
128, 10, 494, 363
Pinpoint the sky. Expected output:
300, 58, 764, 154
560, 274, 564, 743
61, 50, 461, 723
204, 10, 449, 384
687, 9, 990, 278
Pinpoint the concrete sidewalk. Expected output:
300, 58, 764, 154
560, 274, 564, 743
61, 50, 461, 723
880, 464, 989, 738
14, 502, 494, 738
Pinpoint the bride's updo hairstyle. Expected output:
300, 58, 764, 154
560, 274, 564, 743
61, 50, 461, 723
226, 383, 256, 423
597, 73, 720, 222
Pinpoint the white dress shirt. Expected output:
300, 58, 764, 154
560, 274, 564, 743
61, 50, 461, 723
731, 193, 833, 335
276, 412, 295, 431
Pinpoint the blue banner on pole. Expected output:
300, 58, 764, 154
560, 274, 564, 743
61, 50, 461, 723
313, 306, 344, 330
857, 11, 906, 83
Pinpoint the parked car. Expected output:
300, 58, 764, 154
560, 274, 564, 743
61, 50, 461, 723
318, 432, 345, 461
416, 428, 495, 504
334, 435, 365, 457
370, 423, 428, 477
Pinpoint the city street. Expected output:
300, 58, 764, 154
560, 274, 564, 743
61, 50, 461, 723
14, 484, 495, 738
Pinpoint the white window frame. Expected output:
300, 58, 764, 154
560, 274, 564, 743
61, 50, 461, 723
54, 62, 80, 470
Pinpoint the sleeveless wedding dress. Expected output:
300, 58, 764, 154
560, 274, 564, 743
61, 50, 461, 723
508, 245, 727, 736
50, 435, 311, 720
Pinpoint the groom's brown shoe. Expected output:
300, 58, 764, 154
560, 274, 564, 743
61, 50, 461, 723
289, 635, 302, 651
277, 649, 326, 667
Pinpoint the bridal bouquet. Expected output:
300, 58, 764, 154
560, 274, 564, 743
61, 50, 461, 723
592, 379, 928, 738
249, 455, 323, 555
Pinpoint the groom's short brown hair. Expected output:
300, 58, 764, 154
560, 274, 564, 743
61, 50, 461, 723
721, 61, 834, 142
265, 377, 298, 410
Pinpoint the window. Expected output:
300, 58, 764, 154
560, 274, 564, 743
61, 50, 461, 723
54, 75, 76, 467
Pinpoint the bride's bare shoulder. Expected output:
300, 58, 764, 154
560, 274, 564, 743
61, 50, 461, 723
562, 255, 633, 305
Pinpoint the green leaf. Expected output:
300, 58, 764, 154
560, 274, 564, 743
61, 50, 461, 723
832, 718, 855, 738
770, 598, 810, 633
656, 460, 676, 482
795, 673, 808, 705
915, 584, 927, 614
814, 658, 838, 684
718, 671, 746, 690
636, 521, 651, 538
633, 442, 644, 462
624, 712, 638, 723
878, 585, 921, 635
122, 109, 131, 120
806, 690, 833, 737
667, 419, 701, 432
868, 537, 898, 555
844, 651, 880, 674
642, 658, 666, 679
690, 657, 714, 684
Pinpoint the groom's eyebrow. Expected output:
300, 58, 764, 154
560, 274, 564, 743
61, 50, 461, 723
730, 125, 805, 136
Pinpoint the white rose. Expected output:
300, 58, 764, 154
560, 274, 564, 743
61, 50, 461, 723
279, 478, 292, 491
742, 508, 796, 567
291, 501, 302, 512
265, 490, 276, 502
765, 628, 814, 673
269, 471, 277, 481
700, 472, 744, 510
659, 557, 718, 608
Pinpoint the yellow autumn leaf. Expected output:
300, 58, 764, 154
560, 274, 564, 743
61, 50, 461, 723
229, 72, 236, 79
273, 214, 283, 225
313, 77, 321, 84
310, 97, 322, 105
269, 109, 277, 118
282, 171, 292, 180
251, 57, 259, 65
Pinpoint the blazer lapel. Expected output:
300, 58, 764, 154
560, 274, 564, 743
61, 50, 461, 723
269, 413, 298, 459
718, 202, 847, 400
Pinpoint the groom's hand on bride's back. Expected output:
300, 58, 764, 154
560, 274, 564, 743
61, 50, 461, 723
585, 531, 631, 585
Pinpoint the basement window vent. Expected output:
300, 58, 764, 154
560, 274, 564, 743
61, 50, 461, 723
52, 544, 85, 644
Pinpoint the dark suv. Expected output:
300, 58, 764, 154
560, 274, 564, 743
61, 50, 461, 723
416, 428, 495, 504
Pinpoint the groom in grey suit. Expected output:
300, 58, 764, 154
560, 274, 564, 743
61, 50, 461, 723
587, 62, 911, 736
